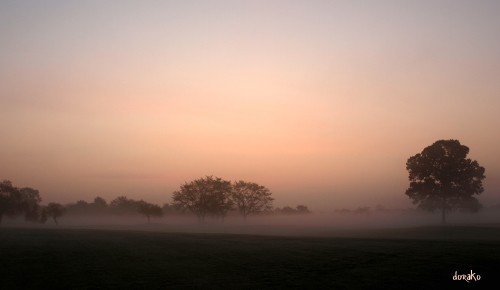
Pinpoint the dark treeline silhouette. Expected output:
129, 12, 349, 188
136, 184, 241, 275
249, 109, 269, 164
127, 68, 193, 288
334, 206, 392, 215
66, 196, 164, 223
274, 205, 311, 215
1, 139, 488, 226
0, 180, 64, 225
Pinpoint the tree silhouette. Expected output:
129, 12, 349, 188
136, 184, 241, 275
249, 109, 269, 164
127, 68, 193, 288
43, 203, 66, 224
231, 181, 273, 220
0, 180, 21, 224
172, 176, 232, 223
275, 205, 311, 215
296, 205, 311, 214
1, 180, 42, 224
109, 196, 140, 215
138, 201, 163, 223
406, 139, 485, 223
19, 187, 42, 222
92, 196, 108, 208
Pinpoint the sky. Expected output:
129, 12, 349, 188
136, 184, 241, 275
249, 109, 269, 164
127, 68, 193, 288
1, 0, 499, 210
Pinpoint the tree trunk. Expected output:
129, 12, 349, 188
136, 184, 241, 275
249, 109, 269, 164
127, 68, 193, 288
0, 213, 3, 224
53, 217, 58, 225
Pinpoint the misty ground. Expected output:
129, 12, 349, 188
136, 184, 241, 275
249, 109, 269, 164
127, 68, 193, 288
2, 211, 500, 289
2, 212, 499, 289
5, 208, 500, 237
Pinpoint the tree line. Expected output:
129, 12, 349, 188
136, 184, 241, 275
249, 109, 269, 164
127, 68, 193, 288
1, 176, 311, 225
1, 139, 487, 225
0, 181, 168, 224
0, 180, 65, 224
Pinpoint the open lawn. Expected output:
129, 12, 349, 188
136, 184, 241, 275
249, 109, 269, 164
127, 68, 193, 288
0, 226, 497, 289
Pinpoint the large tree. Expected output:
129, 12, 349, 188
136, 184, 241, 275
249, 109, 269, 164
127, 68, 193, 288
405, 139, 485, 223
231, 181, 273, 220
172, 176, 233, 222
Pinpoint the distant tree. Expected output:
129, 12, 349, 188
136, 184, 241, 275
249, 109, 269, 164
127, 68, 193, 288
66, 200, 90, 215
296, 205, 311, 214
406, 139, 486, 223
19, 187, 42, 222
43, 203, 66, 224
91, 196, 108, 215
280, 206, 296, 215
138, 201, 163, 223
65, 197, 109, 216
92, 196, 108, 208
0, 180, 21, 224
231, 181, 273, 220
172, 176, 233, 222
1, 181, 43, 224
275, 205, 311, 215
109, 196, 141, 215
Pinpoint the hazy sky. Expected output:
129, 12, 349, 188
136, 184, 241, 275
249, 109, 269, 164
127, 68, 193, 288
1, 0, 499, 209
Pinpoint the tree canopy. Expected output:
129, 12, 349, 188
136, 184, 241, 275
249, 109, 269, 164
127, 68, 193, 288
138, 201, 163, 223
0, 180, 20, 223
405, 139, 485, 223
172, 176, 233, 222
232, 181, 273, 219
43, 202, 66, 224
1, 180, 42, 224
109, 196, 141, 215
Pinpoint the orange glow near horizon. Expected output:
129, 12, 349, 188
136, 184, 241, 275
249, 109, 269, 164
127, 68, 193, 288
1, 1, 499, 209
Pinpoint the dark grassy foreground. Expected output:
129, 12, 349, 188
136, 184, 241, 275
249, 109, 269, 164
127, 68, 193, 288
0, 226, 497, 289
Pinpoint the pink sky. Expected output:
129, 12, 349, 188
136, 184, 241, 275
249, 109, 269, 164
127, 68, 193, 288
1, 1, 499, 209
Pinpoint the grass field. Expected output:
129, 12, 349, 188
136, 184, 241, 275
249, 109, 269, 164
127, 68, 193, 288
0, 226, 497, 289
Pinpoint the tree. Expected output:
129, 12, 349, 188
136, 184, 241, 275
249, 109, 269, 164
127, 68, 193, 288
172, 176, 233, 222
0, 180, 21, 224
19, 187, 42, 223
405, 139, 485, 223
275, 205, 311, 215
138, 201, 163, 223
91, 196, 108, 215
65, 200, 90, 215
92, 196, 108, 208
1, 181, 42, 224
279, 206, 296, 215
231, 181, 273, 220
43, 203, 66, 224
296, 205, 311, 214
109, 196, 140, 215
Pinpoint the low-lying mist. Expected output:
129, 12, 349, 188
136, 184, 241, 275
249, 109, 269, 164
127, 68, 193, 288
5, 209, 500, 238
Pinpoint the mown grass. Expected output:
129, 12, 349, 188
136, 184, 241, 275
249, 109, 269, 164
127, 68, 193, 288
0, 226, 496, 289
